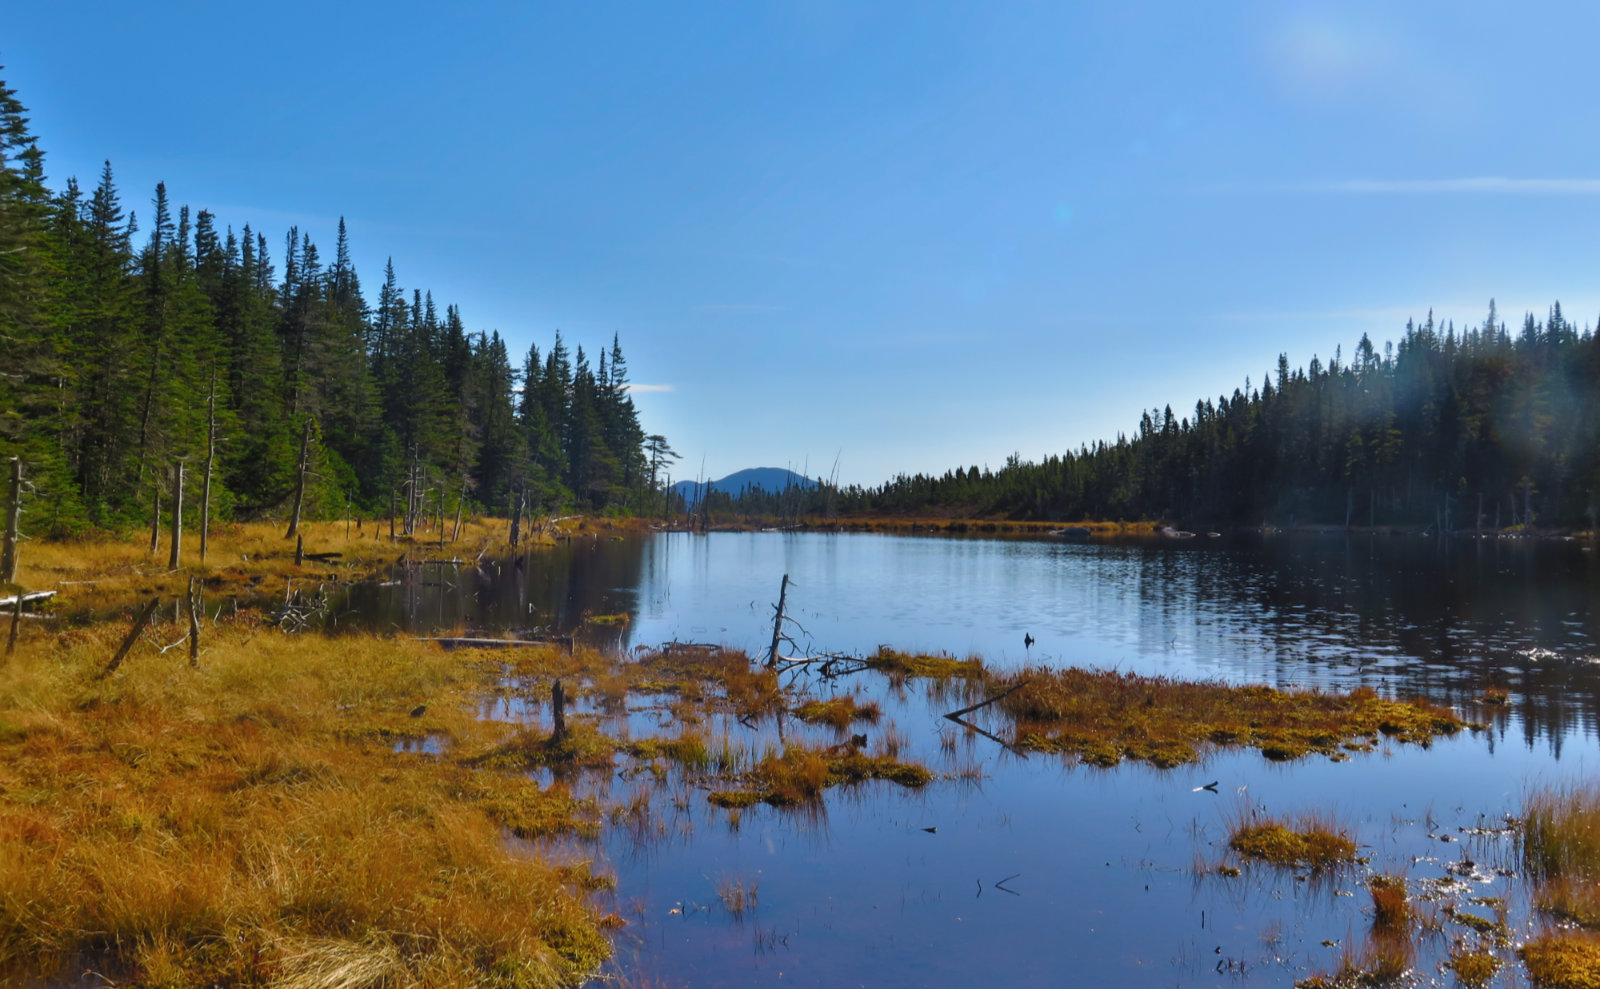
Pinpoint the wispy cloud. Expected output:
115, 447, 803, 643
1285, 178, 1600, 195
690, 304, 787, 314
624, 383, 674, 394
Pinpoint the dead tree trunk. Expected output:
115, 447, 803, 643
451, 476, 466, 542
1, 458, 20, 584
168, 461, 184, 569
99, 597, 161, 679
767, 573, 790, 668
201, 374, 217, 563
551, 678, 568, 742
187, 577, 201, 667
149, 485, 161, 556
286, 419, 313, 540
5, 590, 20, 657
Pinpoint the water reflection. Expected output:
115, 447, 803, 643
332, 531, 1600, 751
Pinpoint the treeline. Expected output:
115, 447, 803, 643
0, 74, 661, 536
727, 302, 1600, 529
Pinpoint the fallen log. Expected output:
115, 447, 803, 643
98, 597, 161, 679
0, 590, 55, 608
417, 635, 573, 650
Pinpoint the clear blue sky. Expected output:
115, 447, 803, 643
9, 2, 1600, 486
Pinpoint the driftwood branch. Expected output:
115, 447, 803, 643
942, 680, 1032, 757
943, 680, 1030, 722
99, 597, 161, 679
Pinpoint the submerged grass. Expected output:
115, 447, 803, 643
999, 668, 1470, 768
0, 616, 610, 987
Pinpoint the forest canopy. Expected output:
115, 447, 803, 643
0, 72, 656, 535
711, 305, 1600, 530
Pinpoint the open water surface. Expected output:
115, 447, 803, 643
340, 532, 1600, 986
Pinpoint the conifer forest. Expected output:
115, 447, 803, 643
0, 74, 652, 536
731, 304, 1600, 529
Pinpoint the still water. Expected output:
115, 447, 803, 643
345, 532, 1600, 987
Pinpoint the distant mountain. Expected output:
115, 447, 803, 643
671, 468, 817, 505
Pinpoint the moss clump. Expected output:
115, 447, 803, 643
1228, 815, 1356, 869
1521, 931, 1600, 989
1446, 946, 1500, 986
863, 647, 985, 681
704, 746, 931, 808
628, 731, 711, 770
1001, 670, 1469, 769
793, 696, 881, 730
468, 721, 616, 770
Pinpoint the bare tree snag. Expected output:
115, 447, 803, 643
286, 418, 313, 540
5, 591, 20, 657
187, 577, 201, 666
149, 485, 161, 556
551, 678, 568, 742
767, 573, 790, 668
1, 458, 20, 584
295, 534, 304, 566
201, 374, 217, 563
99, 597, 161, 679
451, 476, 465, 543
168, 460, 184, 569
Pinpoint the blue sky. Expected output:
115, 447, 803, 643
9, 1, 1600, 486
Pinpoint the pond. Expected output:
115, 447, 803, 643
342, 531, 1600, 987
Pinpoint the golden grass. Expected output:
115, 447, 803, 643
707, 744, 932, 808
1523, 785, 1600, 886
1227, 809, 1357, 869
793, 694, 881, 730
0, 616, 610, 987
862, 647, 986, 681
1369, 874, 1411, 932
999, 669, 1469, 768
1537, 878, 1600, 928
10, 518, 540, 623
631, 645, 785, 719
1446, 945, 1501, 986
1521, 931, 1600, 989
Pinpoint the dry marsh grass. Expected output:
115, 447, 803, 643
707, 744, 932, 808
1227, 808, 1357, 869
1369, 874, 1412, 931
1446, 944, 1501, 986
12, 518, 537, 618
793, 694, 881, 730
1520, 931, 1600, 989
1523, 784, 1600, 885
999, 668, 1469, 768
0, 617, 611, 987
